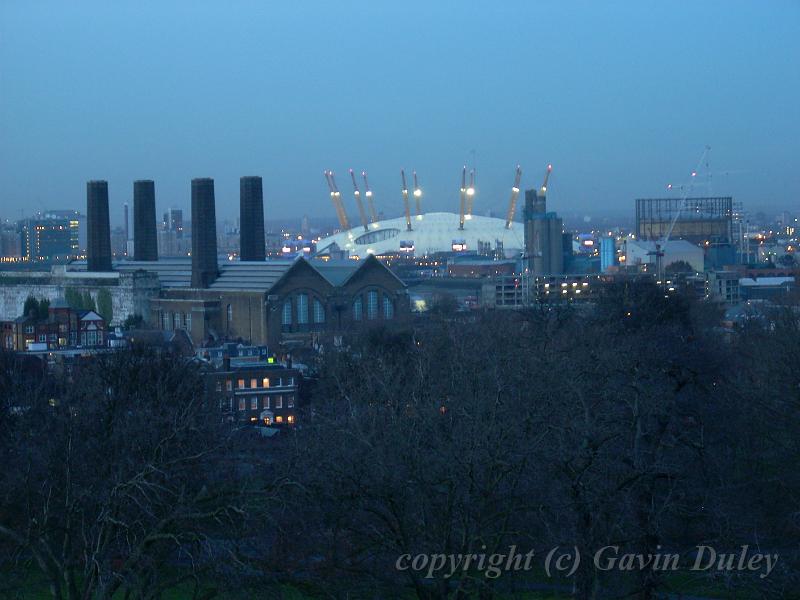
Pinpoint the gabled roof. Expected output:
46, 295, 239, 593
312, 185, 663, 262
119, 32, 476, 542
78, 310, 104, 321
310, 260, 362, 286
209, 260, 297, 292
323, 254, 406, 288
69, 255, 405, 293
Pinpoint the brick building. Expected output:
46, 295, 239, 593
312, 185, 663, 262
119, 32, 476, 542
206, 356, 300, 426
1, 299, 106, 351
134, 255, 409, 351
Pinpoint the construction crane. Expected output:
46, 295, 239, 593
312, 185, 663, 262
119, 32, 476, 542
504, 165, 523, 229
323, 170, 351, 231
361, 171, 379, 226
400, 169, 412, 231
651, 146, 712, 280
349, 169, 369, 232
663, 146, 712, 243
413, 171, 423, 218
458, 166, 467, 230
465, 169, 476, 219
540, 163, 553, 195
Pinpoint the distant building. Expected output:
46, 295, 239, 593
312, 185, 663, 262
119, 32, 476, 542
19, 218, 74, 262
447, 257, 516, 278
1, 227, 21, 259
162, 208, 184, 238
111, 226, 128, 258
1, 299, 106, 351
600, 236, 617, 272
523, 188, 564, 276
316, 212, 524, 260
624, 239, 705, 273
739, 276, 795, 301
635, 197, 733, 244
707, 270, 740, 304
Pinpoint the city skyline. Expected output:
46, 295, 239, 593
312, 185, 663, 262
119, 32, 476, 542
1, 1, 798, 225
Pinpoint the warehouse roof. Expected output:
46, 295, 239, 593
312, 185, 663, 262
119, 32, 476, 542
68, 256, 397, 292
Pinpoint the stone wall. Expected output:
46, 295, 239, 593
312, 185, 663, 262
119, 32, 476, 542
0, 269, 160, 325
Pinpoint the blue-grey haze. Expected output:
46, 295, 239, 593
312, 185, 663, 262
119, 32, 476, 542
1, 0, 798, 226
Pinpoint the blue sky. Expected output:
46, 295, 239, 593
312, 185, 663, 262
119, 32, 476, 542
1, 1, 798, 225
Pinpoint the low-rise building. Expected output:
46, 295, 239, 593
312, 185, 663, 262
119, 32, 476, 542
1, 299, 107, 351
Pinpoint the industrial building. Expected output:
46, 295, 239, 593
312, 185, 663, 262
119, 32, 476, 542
624, 239, 705, 273
1, 176, 411, 352
635, 197, 733, 244
522, 166, 565, 276
67, 176, 410, 352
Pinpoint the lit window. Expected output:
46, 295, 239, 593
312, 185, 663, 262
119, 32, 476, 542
353, 297, 362, 321
238, 378, 245, 389
367, 291, 378, 320
250, 378, 258, 388
262, 377, 270, 388
383, 295, 394, 319
275, 415, 283, 423
297, 294, 309, 324
263, 397, 270, 409
282, 301, 292, 325
275, 396, 283, 409
287, 395, 295, 408
238, 399, 246, 411
251, 398, 258, 410
313, 299, 325, 323
287, 415, 295, 424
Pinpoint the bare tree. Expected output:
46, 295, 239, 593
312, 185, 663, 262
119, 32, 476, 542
0, 348, 286, 600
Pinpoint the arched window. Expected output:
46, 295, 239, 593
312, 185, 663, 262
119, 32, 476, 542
367, 290, 378, 320
383, 295, 394, 319
353, 297, 363, 321
297, 294, 309, 324
282, 301, 292, 325
313, 299, 325, 323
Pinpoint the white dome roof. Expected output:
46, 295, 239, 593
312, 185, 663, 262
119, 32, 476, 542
316, 212, 525, 259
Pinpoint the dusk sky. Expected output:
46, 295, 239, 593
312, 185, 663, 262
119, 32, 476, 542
1, 1, 798, 225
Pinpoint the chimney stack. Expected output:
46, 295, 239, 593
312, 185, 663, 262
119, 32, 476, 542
239, 176, 265, 261
86, 180, 112, 272
191, 178, 218, 288
133, 180, 158, 261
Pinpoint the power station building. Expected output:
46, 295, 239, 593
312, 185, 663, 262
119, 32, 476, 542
65, 176, 410, 352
